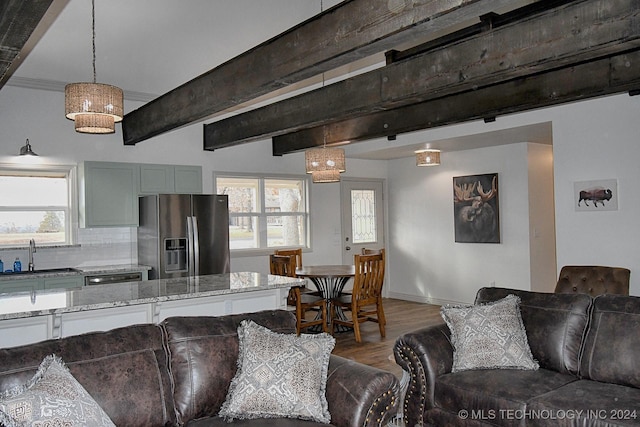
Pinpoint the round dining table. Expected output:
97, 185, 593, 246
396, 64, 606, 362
296, 265, 355, 332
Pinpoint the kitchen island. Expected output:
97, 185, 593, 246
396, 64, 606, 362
0, 272, 304, 348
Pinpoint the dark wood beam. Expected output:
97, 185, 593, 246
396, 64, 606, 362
0, 0, 68, 89
272, 50, 640, 154
204, 0, 640, 150
122, 0, 538, 145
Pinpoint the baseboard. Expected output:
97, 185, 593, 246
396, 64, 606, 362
386, 291, 465, 307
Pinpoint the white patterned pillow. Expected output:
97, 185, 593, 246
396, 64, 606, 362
219, 320, 335, 423
0, 355, 115, 427
441, 294, 539, 372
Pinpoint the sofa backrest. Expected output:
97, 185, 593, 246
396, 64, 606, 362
161, 309, 296, 425
475, 287, 592, 375
580, 294, 640, 387
0, 324, 176, 427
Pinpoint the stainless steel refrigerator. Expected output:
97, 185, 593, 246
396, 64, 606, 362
138, 194, 230, 279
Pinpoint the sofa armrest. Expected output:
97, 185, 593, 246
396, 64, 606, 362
393, 322, 453, 427
325, 355, 400, 427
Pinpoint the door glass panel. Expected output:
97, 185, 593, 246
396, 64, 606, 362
351, 189, 376, 244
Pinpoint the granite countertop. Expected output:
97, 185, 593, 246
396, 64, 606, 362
0, 272, 304, 321
0, 264, 151, 281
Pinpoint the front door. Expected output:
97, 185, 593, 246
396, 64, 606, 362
340, 179, 385, 265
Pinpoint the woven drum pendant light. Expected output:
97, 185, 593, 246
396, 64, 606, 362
65, 0, 123, 134
303, 0, 346, 184
415, 149, 441, 166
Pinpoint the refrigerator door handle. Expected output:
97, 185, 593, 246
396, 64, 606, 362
187, 216, 195, 276
192, 216, 200, 276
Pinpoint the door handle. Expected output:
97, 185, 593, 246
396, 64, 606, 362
345, 246, 351, 250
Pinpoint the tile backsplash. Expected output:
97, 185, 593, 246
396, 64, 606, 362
0, 227, 137, 270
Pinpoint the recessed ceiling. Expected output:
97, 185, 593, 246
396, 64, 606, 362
345, 122, 553, 160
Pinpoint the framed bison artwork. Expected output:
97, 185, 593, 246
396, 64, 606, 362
453, 173, 500, 243
574, 179, 618, 211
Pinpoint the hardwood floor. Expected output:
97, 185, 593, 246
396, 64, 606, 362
329, 298, 443, 378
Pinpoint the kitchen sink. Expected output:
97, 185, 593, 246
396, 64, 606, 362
1, 267, 81, 275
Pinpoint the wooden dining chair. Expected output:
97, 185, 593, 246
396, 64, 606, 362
269, 254, 328, 335
331, 251, 386, 342
274, 248, 322, 297
274, 248, 303, 272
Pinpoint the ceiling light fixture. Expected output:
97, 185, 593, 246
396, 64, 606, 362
65, 0, 123, 134
19, 139, 38, 156
415, 149, 441, 166
305, 127, 346, 183
303, 0, 346, 184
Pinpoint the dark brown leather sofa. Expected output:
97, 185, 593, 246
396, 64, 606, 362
394, 287, 640, 427
0, 310, 399, 427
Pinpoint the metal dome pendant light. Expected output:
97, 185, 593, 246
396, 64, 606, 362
65, 0, 123, 134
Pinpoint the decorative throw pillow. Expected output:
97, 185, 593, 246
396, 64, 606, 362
0, 355, 115, 427
441, 294, 539, 372
219, 320, 335, 423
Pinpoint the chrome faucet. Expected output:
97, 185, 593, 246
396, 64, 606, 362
28, 239, 36, 272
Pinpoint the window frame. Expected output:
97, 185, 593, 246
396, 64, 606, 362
0, 163, 77, 248
214, 172, 312, 256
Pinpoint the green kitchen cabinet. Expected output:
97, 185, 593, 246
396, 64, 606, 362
43, 276, 83, 290
173, 165, 202, 193
79, 162, 140, 227
139, 164, 202, 194
0, 279, 42, 293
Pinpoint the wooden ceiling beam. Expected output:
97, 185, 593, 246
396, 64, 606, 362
272, 50, 640, 155
204, 0, 640, 151
121, 0, 538, 145
0, 0, 67, 89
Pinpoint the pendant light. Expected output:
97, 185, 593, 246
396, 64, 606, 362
415, 149, 441, 166
65, 0, 123, 134
305, 127, 346, 183
303, 0, 346, 183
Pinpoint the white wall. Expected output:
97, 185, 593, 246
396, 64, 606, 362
386, 143, 536, 305
383, 93, 640, 302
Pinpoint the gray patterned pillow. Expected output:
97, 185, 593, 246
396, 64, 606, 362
441, 294, 539, 372
0, 355, 115, 427
219, 320, 335, 423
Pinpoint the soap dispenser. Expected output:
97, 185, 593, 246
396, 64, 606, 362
13, 257, 21, 272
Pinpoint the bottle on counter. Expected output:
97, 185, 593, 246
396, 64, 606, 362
0, 259, 3, 273
13, 257, 21, 272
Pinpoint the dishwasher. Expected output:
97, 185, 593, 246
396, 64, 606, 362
84, 271, 143, 286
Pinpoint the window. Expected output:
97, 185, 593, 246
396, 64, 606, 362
216, 174, 310, 251
0, 166, 74, 246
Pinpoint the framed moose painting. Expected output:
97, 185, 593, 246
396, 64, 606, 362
453, 173, 500, 243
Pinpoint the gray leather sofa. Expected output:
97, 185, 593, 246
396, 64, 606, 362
394, 287, 640, 426
0, 310, 399, 426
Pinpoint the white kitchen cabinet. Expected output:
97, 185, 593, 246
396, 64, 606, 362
79, 161, 140, 227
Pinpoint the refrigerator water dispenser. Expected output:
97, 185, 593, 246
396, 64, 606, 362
164, 238, 187, 272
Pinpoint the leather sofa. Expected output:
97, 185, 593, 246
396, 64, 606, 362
394, 287, 640, 427
0, 309, 400, 427
554, 265, 630, 296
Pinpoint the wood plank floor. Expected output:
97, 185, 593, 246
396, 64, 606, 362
329, 298, 443, 378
